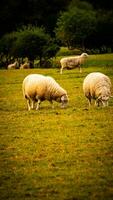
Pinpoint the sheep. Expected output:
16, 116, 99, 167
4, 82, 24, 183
20, 62, 30, 69
22, 74, 68, 111
7, 61, 19, 69
83, 72, 112, 107
60, 53, 88, 74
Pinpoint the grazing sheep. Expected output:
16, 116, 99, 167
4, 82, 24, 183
83, 72, 112, 107
22, 74, 68, 110
20, 62, 30, 69
7, 61, 19, 69
60, 53, 88, 74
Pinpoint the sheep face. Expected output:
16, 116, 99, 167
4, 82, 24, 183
97, 94, 110, 107
96, 86, 111, 107
60, 94, 68, 108
53, 94, 68, 108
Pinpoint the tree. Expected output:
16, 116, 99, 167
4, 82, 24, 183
0, 0, 70, 37
85, 10, 113, 52
0, 31, 20, 67
0, 26, 60, 67
55, 6, 96, 49
0, 0, 28, 37
83, 0, 113, 10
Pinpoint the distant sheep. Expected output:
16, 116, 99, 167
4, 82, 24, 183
20, 62, 30, 69
60, 53, 88, 74
83, 72, 112, 107
22, 74, 68, 110
7, 61, 19, 69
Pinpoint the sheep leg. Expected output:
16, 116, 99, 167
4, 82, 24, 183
60, 67, 63, 74
78, 64, 82, 73
31, 101, 35, 109
50, 100, 54, 109
79, 67, 82, 73
96, 99, 102, 107
27, 99, 31, 111
36, 99, 41, 110
88, 98, 92, 107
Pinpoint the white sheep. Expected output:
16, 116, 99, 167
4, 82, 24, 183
60, 53, 88, 74
20, 62, 30, 69
83, 72, 112, 107
22, 74, 68, 110
7, 61, 19, 69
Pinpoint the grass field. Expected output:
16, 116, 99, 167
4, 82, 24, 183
0, 54, 113, 200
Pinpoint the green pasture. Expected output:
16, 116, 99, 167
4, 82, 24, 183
0, 54, 113, 200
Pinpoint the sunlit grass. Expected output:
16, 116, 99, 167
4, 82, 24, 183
0, 54, 113, 200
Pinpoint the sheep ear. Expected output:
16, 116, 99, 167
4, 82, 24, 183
97, 96, 101, 100
110, 95, 113, 98
61, 95, 67, 102
61, 95, 65, 101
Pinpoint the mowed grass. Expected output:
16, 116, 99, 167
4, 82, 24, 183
0, 54, 113, 200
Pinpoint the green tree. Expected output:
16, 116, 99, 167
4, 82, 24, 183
0, 26, 60, 67
0, 32, 19, 56
55, 6, 96, 49
0, 31, 19, 67
0, 0, 28, 37
85, 10, 113, 52
0, 0, 70, 37
83, 0, 113, 10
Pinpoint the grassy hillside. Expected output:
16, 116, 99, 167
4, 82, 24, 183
0, 54, 113, 200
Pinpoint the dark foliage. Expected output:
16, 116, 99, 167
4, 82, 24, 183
0, 26, 60, 68
0, 0, 113, 56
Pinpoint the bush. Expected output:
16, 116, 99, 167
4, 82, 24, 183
0, 26, 60, 68
55, 7, 96, 49
56, 47, 82, 56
